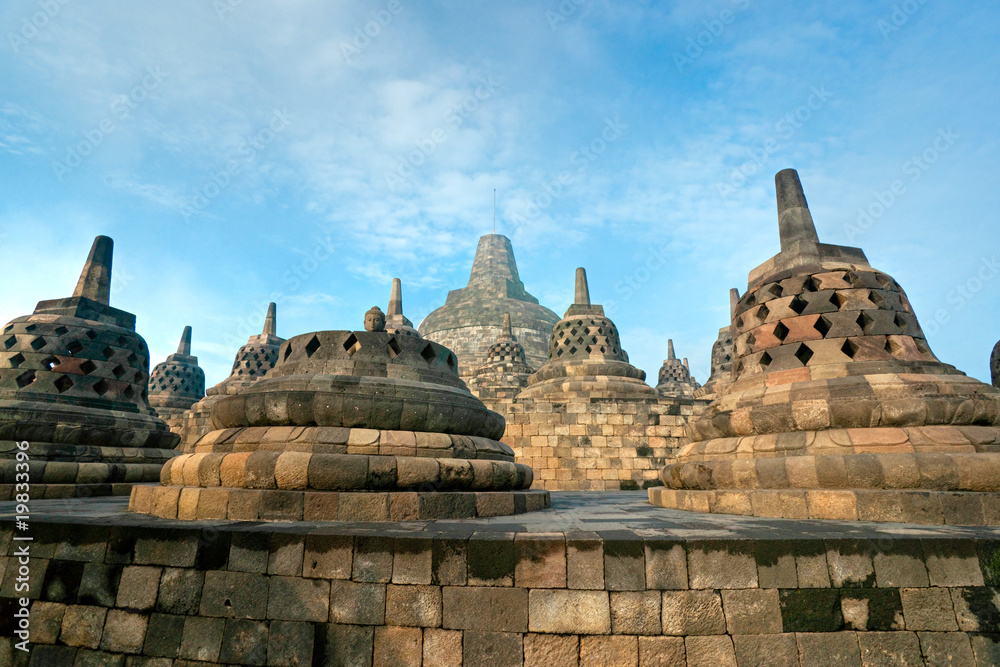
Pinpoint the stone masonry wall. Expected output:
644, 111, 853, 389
504, 398, 704, 491
3, 521, 1000, 665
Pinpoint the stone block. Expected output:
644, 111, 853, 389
644, 539, 687, 590
661, 590, 725, 635
393, 537, 433, 585
268, 575, 330, 622
755, 540, 798, 589
431, 537, 468, 586
443, 586, 527, 632
467, 533, 515, 586
317, 623, 374, 667
732, 634, 799, 667
687, 540, 757, 589
900, 587, 958, 631
143, 613, 184, 659
684, 635, 737, 667
529, 589, 610, 634
840, 589, 904, 631
155, 568, 203, 616
515, 534, 566, 588
918, 631, 975, 667
971, 634, 1000, 666
60, 605, 107, 649
267, 620, 315, 667
780, 589, 843, 632
100, 609, 148, 654
77, 563, 123, 607
329, 579, 386, 625
721, 588, 782, 634
304, 535, 354, 580
603, 533, 645, 591
268, 533, 305, 576
580, 636, 638, 667
422, 628, 462, 667
464, 631, 523, 667
178, 616, 225, 662
567, 534, 603, 590
386, 584, 442, 627
374, 626, 423, 667
856, 631, 922, 666
795, 632, 861, 666
218, 619, 268, 666
28, 601, 65, 644
637, 636, 685, 667
610, 591, 660, 635
824, 540, 876, 588
115, 566, 160, 611
354, 536, 394, 583
524, 633, 578, 667
27, 646, 79, 666
873, 542, 929, 587
200, 571, 268, 619
228, 532, 270, 574
134, 533, 198, 568
922, 540, 984, 587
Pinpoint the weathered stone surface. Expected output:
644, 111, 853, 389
529, 589, 610, 634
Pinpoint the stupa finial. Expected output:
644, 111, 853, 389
574, 267, 591, 306
730, 288, 740, 318
388, 278, 404, 317
775, 169, 820, 251
263, 303, 277, 337
502, 312, 512, 337
667, 339, 675, 360
72, 235, 113, 305
177, 326, 192, 355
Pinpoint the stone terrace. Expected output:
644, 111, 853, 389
3, 492, 1000, 665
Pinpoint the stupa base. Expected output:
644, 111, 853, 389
649, 486, 1000, 526
130, 484, 550, 522
0, 481, 137, 500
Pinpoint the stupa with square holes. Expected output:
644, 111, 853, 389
651, 169, 1000, 525
148, 325, 205, 430
0, 236, 178, 498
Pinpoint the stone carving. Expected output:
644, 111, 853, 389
656, 340, 701, 398
148, 326, 206, 426
0, 236, 178, 498
651, 169, 1000, 525
174, 303, 284, 446
365, 306, 386, 333
131, 307, 548, 521
419, 234, 558, 379
386, 277, 419, 337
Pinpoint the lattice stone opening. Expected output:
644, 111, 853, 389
802, 276, 819, 292
3, 336, 15, 349
756, 304, 770, 323
789, 295, 807, 315
85, 329, 98, 340
773, 322, 790, 342
794, 343, 813, 365
386, 337, 401, 359
16, 370, 36, 388
10, 353, 26, 369
25, 324, 36, 332
102, 347, 114, 359
814, 316, 831, 337
31, 337, 47, 351
54, 326, 68, 336
284, 344, 293, 361
768, 283, 783, 298
41, 356, 58, 371
67, 340, 84, 354
79, 359, 97, 375
117, 336, 128, 346
127, 352, 137, 364
112, 365, 125, 378
869, 290, 885, 308
305, 335, 322, 358
759, 352, 772, 369
420, 343, 436, 363
842, 339, 859, 359
857, 311, 874, 334
53, 375, 73, 393
93, 379, 109, 396
342, 334, 360, 356
894, 313, 908, 333
124, 386, 135, 399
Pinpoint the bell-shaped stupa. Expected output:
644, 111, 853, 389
148, 326, 206, 426
651, 169, 1000, 525
470, 313, 534, 414
131, 305, 547, 521
0, 236, 178, 498
655, 340, 701, 398
419, 234, 559, 378
174, 303, 284, 446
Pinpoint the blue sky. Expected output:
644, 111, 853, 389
2, 0, 999, 387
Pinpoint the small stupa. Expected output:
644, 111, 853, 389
385, 278, 419, 337
694, 288, 739, 401
130, 304, 547, 521
0, 236, 178, 498
148, 326, 206, 426
470, 312, 534, 414
651, 169, 1000, 525
655, 340, 701, 398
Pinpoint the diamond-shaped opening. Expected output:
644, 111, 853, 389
773, 322, 790, 342
569, 346, 578, 355
569, 327, 578, 336
857, 311, 874, 333
10, 353, 26, 369
126, 352, 137, 364
756, 304, 770, 323
342, 334, 360, 356
794, 343, 814, 365
788, 295, 807, 315
386, 337, 401, 359
41, 356, 58, 371
556, 348, 564, 357
831, 292, 845, 309
117, 335, 128, 346
575, 336, 585, 344
67, 340, 84, 355
885, 338, 896, 356
585, 345, 593, 353
54, 326, 68, 336
802, 275, 819, 292
914, 338, 932, 356
282, 343, 293, 361
841, 339, 859, 359
108, 364, 124, 379
894, 312, 908, 333
869, 290, 885, 307
53, 375, 73, 393
102, 346, 114, 359
85, 329, 98, 340
447, 354, 456, 369
30, 337, 47, 351
3, 336, 15, 349
746, 332, 756, 346
79, 359, 97, 375
759, 352, 772, 369
25, 324, 36, 332
420, 343, 436, 363
93, 379, 110, 396
16, 370, 36, 388
875, 273, 894, 289
124, 386, 135, 399
744, 293, 756, 307
304, 335, 321, 358
845, 271, 863, 287
768, 283, 783, 298
812, 316, 831, 338
2, 325, 11, 334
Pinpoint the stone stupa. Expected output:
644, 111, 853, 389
130, 305, 547, 521
655, 340, 701, 398
419, 234, 559, 379
651, 169, 1000, 525
0, 236, 178, 498
174, 303, 283, 446
147, 326, 205, 428
470, 312, 534, 415
385, 277, 419, 337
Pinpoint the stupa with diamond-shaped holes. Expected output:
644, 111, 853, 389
470, 312, 534, 415
148, 326, 205, 428
651, 169, 1000, 525
655, 340, 701, 398
0, 236, 178, 498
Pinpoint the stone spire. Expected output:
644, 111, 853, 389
656, 339, 699, 398
385, 278, 417, 336
72, 235, 113, 305
501, 312, 512, 337
263, 302, 277, 337
177, 326, 192, 356
729, 288, 740, 318
775, 169, 820, 252
467, 234, 523, 289
667, 339, 675, 361
575, 267, 591, 306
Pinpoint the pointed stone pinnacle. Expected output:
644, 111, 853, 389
683, 358, 689, 370
775, 169, 820, 252
502, 312, 512, 337
72, 235, 114, 305
730, 288, 740, 318
262, 303, 277, 337
177, 326, 192, 355
388, 278, 404, 317
667, 339, 675, 360
574, 268, 591, 306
